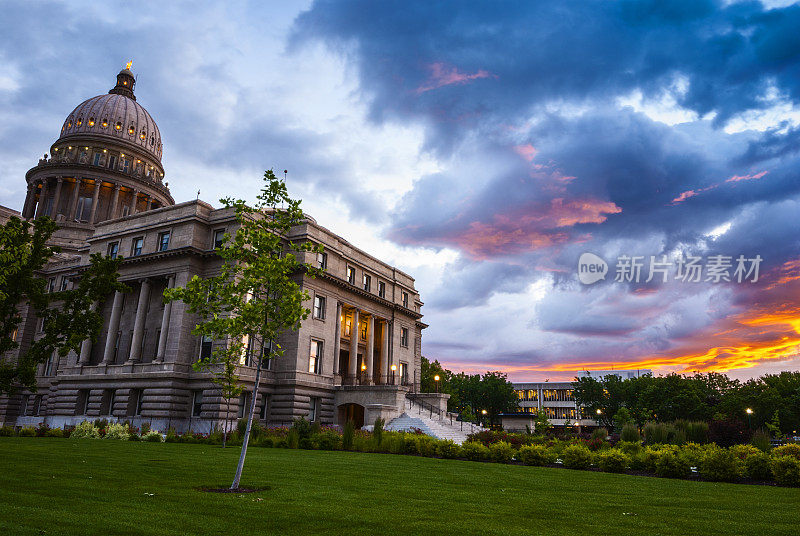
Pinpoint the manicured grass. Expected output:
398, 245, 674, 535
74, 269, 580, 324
0, 438, 797, 535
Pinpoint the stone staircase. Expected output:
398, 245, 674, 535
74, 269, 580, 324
385, 398, 485, 445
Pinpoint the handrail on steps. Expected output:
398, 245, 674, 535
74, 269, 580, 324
404, 395, 484, 436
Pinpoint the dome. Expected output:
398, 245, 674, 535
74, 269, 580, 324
56, 68, 163, 162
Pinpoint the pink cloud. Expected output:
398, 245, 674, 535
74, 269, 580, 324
415, 62, 494, 94
513, 144, 538, 162
726, 170, 769, 183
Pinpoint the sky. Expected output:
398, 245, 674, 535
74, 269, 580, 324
1, 0, 799, 381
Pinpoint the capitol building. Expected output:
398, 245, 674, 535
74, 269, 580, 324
0, 66, 435, 432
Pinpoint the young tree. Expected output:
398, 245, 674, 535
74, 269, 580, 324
165, 170, 321, 490
196, 347, 242, 448
0, 216, 125, 394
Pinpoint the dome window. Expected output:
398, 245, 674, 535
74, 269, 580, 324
67, 119, 73, 128
150, 136, 154, 146
139, 130, 146, 141
102, 119, 108, 128
88, 117, 95, 127
128, 124, 135, 135
76, 117, 82, 127
115, 121, 122, 131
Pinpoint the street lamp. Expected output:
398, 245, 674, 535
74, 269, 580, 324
434, 374, 440, 393
746, 407, 753, 429
481, 408, 487, 427
596, 408, 602, 415
391, 364, 397, 385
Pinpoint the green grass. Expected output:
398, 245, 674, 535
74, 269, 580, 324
0, 438, 797, 535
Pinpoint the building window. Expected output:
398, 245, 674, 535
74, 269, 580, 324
317, 252, 327, 270
59, 276, 69, 291
213, 229, 226, 249
308, 397, 319, 422
402, 292, 409, 308
192, 390, 203, 417
131, 237, 143, 256
344, 316, 352, 337
107, 241, 119, 259
121, 206, 130, 218
400, 327, 409, 347
360, 320, 367, 341
108, 155, 118, 170
378, 281, 386, 299
20, 394, 30, 416
33, 395, 42, 416
75, 390, 89, 416
128, 389, 143, 416
237, 391, 251, 419
309, 339, 323, 374
47, 277, 55, 293
76, 196, 93, 221
199, 335, 213, 361
43, 353, 56, 376
158, 231, 170, 252
259, 394, 270, 420
362, 274, 371, 292
100, 389, 115, 416
121, 158, 131, 173
93, 152, 102, 166
347, 266, 355, 285
37, 317, 45, 333
313, 295, 326, 320
400, 363, 409, 385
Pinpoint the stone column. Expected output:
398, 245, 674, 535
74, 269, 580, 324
128, 279, 151, 362
156, 275, 175, 361
332, 302, 342, 378
365, 315, 374, 384
348, 308, 359, 381
78, 302, 98, 365
22, 184, 34, 219
101, 291, 124, 364
89, 181, 102, 223
129, 189, 138, 215
380, 320, 389, 385
51, 177, 63, 219
68, 178, 82, 220
109, 184, 121, 220
35, 179, 49, 218
146, 196, 153, 211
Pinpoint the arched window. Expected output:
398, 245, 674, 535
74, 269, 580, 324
139, 130, 146, 141
67, 118, 73, 128
150, 136, 155, 146
88, 117, 95, 127
76, 117, 82, 127
102, 118, 108, 128
128, 124, 135, 135
115, 121, 122, 131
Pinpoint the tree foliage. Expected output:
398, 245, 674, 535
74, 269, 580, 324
164, 169, 322, 489
0, 216, 125, 394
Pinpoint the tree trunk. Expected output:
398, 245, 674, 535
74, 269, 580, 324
230, 359, 263, 490
223, 398, 230, 448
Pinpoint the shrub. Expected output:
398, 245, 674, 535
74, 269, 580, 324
143, 430, 163, 442
313, 430, 341, 451
286, 428, 300, 449
517, 444, 554, 466
35, 422, 51, 437
644, 422, 673, 445
489, 441, 515, 463
93, 419, 109, 431
436, 440, 462, 459
18, 426, 36, 437
298, 437, 314, 450
373, 418, 385, 447
291, 417, 313, 440
591, 427, 608, 441
729, 444, 761, 461
236, 418, 248, 437
620, 424, 640, 443
772, 444, 800, 460
561, 445, 592, 470
597, 449, 630, 473
165, 427, 178, 443
70, 421, 100, 439
745, 452, 773, 481
342, 421, 355, 450
140, 422, 151, 436
402, 434, 420, 455
128, 433, 141, 442
655, 451, 690, 478
616, 440, 642, 457
770, 455, 800, 486
207, 429, 224, 445
0, 425, 14, 437
700, 447, 741, 482
462, 441, 490, 462
686, 421, 709, 444
250, 421, 265, 440
708, 418, 751, 447
45, 428, 64, 438
417, 436, 439, 457
750, 429, 771, 452
104, 423, 130, 441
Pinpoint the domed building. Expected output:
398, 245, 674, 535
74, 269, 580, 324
1, 66, 446, 437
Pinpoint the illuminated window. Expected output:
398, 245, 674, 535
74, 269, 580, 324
344, 317, 351, 337
317, 252, 327, 270
400, 327, 409, 347
102, 118, 108, 128
88, 117, 95, 127
309, 340, 323, 374
115, 122, 122, 131
360, 320, 367, 341
347, 266, 355, 285
128, 124, 135, 135
76, 117, 82, 127
67, 119, 73, 128
139, 130, 146, 141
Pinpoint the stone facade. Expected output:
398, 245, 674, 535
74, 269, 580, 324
0, 67, 427, 432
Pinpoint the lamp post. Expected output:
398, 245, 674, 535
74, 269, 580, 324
746, 407, 753, 429
481, 409, 487, 427
434, 374, 440, 393
391, 364, 397, 385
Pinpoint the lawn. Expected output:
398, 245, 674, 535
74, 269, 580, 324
0, 438, 797, 535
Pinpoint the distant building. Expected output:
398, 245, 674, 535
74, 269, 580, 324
501, 369, 652, 431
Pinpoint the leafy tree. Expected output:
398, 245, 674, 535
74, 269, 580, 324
478, 371, 518, 427
164, 170, 321, 490
0, 216, 125, 394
